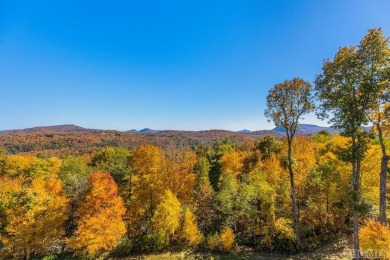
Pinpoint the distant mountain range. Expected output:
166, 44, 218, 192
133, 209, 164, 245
237, 129, 252, 134
236, 124, 339, 135
126, 128, 161, 134
0, 123, 346, 136
272, 124, 340, 135
0, 123, 373, 155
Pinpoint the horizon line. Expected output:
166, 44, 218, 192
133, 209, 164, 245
0, 122, 336, 133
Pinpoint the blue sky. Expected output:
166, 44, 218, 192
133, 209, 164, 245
1, 0, 389, 131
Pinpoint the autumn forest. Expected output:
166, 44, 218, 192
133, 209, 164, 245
1, 28, 390, 259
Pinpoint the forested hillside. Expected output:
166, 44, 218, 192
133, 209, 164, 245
0, 129, 284, 156
0, 124, 339, 156
0, 132, 388, 259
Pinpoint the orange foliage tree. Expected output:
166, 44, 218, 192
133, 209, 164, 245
67, 171, 126, 255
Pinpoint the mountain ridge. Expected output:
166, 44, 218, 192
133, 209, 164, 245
0, 124, 91, 135
0, 123, 363, 155
0, 123, 342, 136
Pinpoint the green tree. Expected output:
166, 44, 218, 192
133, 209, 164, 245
209, 139, 234, 191
264, 78, 315, 249
58, 156, 91, 237
194, 154, 215, 234
59, 156, 90, 200
315, 41, 380, 258
214, 173, 239, 229
358, 28, 390, 224
91, 147, 131, 186
255, 135, 281, 160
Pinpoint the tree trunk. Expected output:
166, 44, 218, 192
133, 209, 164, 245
66, 199, 77, 236
287, 138, 301, 249
326, 192, 329, 225
353, 211, 360, 260
352, 137, 361, 260
380, 155, 389, 224
378, 124, 388, 224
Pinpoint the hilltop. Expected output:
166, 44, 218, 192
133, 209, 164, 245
0, 124, 90, 135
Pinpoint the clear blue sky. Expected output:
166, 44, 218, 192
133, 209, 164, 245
1, 1, 389, 131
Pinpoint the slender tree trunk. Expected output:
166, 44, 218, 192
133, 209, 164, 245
352, 162, 361, 259
287, 138, 301, 249
353, 211, 360, 260
326, 192, 329, 225
380, 155, 389, 224
378, 125, 388, 224
66, 199, 76, 236
352, 136, 361, 260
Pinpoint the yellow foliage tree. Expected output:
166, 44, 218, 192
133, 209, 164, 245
128, 145, 165, 235
3, 154, 37, 177
221, 151, 245, 177
181, 208, 202, 246
0, 176, 22, 207
220, 226, 235, 251
261, 153, 286, 185
153, 189, 182, 243
359, 220, 390, 257
67, 171, 126, 255
0, 176, 23, 236
4, 155, 60, 180
1, 177, 69, 258
47, 156, 62, 176
291, 136, 318, 189
361, 145, 381, 209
